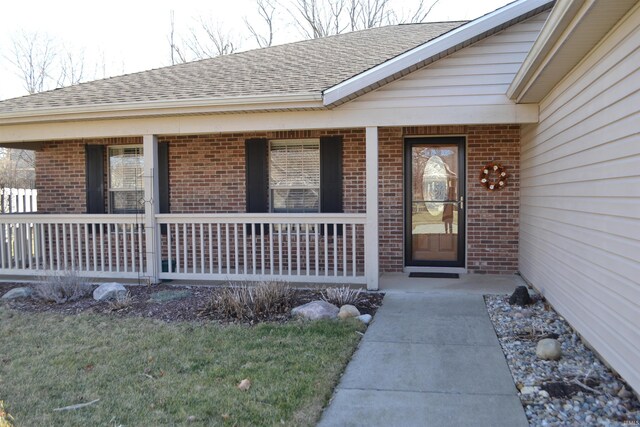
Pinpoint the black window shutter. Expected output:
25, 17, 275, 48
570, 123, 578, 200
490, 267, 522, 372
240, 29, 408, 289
158, 142, 170, 214
245, 138, 269, 234
158, 142, 170, 234
320, 136, 343, 235
320, 136, 343, 213
85, 145, 105, 214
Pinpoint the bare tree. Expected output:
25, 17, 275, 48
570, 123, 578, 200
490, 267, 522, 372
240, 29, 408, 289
290, 0, 348, 39
7, 31, 57, 94
392, 0, 442, 24
351, 0, 393, 30
286, 0, 439, 39
6, 30, 97, 93
245, 0, 277, 48
187, 19, 239, 57
169, 10, 188, 64
0, 148, 35, 189
57, 48, 86, 87
169, 12, 240, 62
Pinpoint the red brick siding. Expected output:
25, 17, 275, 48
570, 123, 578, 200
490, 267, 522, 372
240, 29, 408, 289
465, 125, 520, 274
36, 137, 141, 214
379, 125, 520, 274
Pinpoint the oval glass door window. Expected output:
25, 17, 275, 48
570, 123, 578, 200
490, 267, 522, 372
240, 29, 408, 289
422, 155, 447, 216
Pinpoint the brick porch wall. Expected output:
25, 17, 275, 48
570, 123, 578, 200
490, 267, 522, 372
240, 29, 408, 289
379, 125, 520, 274
36, 137, 142, 214
160, 129, 366, 214
35, 125, 518, 274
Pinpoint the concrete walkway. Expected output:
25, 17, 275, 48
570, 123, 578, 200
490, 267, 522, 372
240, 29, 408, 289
318, 276, 528, 427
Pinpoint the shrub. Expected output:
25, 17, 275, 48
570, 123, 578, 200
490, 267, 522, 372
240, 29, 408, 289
202, 281, 294, 321
34, 270, 89, 304
322, 286, 363, 307
107, 291, 134, 312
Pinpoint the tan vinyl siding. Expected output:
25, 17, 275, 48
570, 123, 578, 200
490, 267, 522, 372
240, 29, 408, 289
340, 11, 550, 111
519, 5, 640, 392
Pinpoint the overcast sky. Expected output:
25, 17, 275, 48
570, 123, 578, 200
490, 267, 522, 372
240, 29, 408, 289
0, 0, 512, 101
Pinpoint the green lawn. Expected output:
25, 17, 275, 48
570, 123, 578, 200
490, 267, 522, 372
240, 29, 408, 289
0, 308, 364, 426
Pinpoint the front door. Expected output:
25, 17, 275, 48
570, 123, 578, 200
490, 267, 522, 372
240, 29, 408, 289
405, 137, 465, 267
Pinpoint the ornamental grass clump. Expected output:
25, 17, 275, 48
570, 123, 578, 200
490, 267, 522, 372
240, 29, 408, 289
202, 281, 294, 321
322, 286, 363, 307
107, 291, 134, 312
34, 270, 89, 304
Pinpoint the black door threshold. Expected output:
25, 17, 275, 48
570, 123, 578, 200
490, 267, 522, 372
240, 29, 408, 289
408, 272, 460, 279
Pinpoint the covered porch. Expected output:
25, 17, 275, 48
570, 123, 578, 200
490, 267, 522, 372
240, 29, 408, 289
0, 129, 381, 288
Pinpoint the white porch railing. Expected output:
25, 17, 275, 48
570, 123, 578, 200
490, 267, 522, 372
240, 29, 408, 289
0, 188, 37, 213
156, 213, 367, 284
0, 214, 146, 279
0, 213, 367, 284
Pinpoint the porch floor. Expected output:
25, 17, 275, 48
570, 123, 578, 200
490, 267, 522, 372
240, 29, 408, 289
379, 272, 527, 294
318, 290, 528, 427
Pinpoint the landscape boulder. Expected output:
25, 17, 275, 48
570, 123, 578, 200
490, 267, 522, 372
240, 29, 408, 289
356, 314, 372, 325
338, 304, 360, 319
536, 338, 562, 360
2, 287, 33, 300
509, 286, 532, 306
291, 300, 339, 320
93, 283, 127, 301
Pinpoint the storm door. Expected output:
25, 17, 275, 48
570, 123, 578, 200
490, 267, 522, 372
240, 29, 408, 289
404, 138, 465, 267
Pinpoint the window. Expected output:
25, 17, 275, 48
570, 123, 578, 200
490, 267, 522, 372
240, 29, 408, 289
269, 140, 320, 213
108, 146, 144, 214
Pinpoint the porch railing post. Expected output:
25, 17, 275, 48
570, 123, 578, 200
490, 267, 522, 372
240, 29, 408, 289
143, 134, 160, 284
365, 126, 379, 290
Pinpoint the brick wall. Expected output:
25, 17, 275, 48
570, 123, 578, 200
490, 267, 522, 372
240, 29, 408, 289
379, 125, 520, 274
159, 129, 366, 214
36, 137, 141, 214
465, 125, 520, 274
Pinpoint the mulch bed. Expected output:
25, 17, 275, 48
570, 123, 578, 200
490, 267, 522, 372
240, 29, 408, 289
0, 282, 384, 325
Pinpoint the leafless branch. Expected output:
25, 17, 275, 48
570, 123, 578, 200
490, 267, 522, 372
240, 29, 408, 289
168, 10, 188, 64
245, 0, 277, 48
184, 19, 240, 59
57, 48, 86, 88
290, 0, 350, 39
394, 0, 441, 24
7, 31, 57, 94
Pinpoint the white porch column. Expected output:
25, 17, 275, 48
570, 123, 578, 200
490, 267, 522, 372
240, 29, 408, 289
143, 134, 160, 284
364, 126, 379, 290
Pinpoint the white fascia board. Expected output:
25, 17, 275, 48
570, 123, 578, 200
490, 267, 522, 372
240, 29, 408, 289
323, 0, 555, 107
507, 0, 586, 101
0, 93, 323, 125
508, 0, 638, 103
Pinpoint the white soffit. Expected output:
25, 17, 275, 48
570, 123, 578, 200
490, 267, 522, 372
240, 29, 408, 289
322, 0, 556, 107
509, 0, 639, 103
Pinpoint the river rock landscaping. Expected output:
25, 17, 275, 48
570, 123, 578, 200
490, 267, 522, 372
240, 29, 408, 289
486, 292, 640, 426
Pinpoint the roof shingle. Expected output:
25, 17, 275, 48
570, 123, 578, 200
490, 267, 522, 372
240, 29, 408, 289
0, 22, 464, 114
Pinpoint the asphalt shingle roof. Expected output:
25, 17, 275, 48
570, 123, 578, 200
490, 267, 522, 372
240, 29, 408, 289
0, 22, 465, 114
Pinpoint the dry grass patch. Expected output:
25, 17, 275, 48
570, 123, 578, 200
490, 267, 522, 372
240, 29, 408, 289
34, 270, 89, 304
201, 281, 294, 322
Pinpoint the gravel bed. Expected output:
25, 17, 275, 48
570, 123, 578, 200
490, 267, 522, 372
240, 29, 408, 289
485, 293, 640, 426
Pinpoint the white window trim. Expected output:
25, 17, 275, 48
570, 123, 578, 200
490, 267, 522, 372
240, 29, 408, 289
107, 144, 144, 214
268, 139, 320, 213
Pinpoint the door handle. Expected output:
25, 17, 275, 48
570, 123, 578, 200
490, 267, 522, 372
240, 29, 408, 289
459, 196, 464, 210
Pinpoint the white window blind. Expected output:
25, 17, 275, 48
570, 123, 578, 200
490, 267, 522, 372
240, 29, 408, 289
108, 146, 144, 213
269, 140, 320, 213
